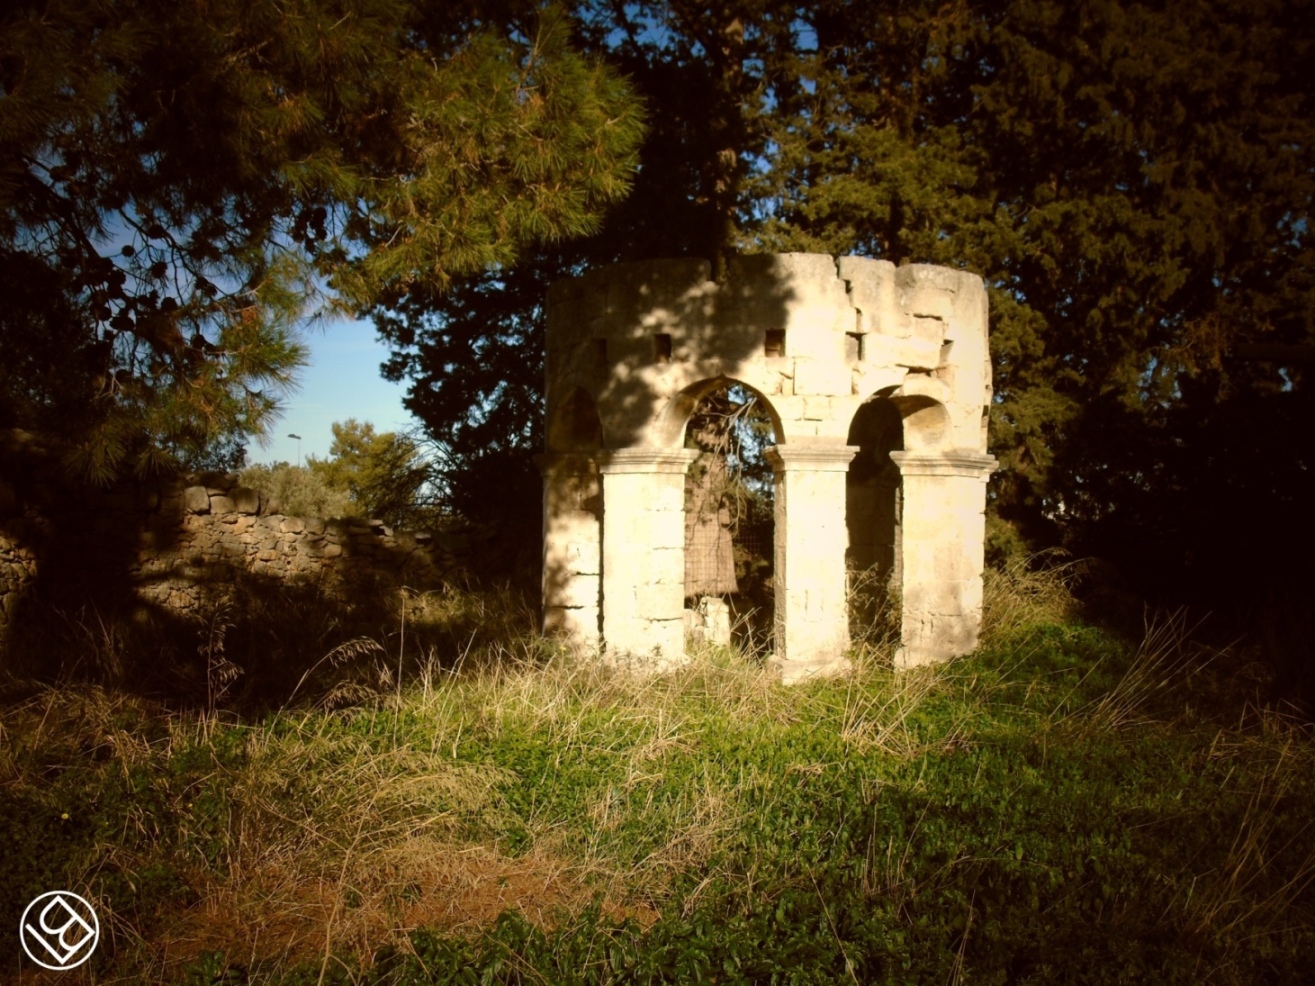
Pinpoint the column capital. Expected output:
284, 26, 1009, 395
890, 450, 998, 480
765, 444, 859, 473
597, 447, 699, 475
534, 451, 600, 476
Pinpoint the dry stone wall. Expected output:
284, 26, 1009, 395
0, 433, 469, 636
133, 473, 465, 613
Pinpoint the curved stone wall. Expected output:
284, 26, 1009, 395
544, 253, 992, 452
539, 254, 998, 677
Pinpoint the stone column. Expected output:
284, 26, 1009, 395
766, 444, 859, 683
890, 451, 998, 667
536, 452, 603, 650
598, 448, 698, 664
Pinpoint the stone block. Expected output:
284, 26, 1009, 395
907, 288, 955, 322
281, 517, 305, 534
184, 486, 210, 514
544, 605, 601, 645
792, 358, 851, 396
912, 315, 946, 346
649, 546, 685, 585
933, 543, 976, 581
895, 337, 942, 370
210, 495, 235, 514
568, 538, 601, 575
232, 486, 260, 514
555, 573, 601, 608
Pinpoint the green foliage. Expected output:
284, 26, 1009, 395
238, 461, 359, 520
749, 0, 1315, 626
0, 0, 643, 481
4, 583, 1314, 982
373, 1, 777, 527
238, 419, 440, 525
378, 0, 1314, 612
307, 419, 435, 527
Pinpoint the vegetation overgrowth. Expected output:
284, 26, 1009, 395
2, 567, 1313, 984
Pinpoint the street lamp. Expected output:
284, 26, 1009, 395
287, 433, 302, 468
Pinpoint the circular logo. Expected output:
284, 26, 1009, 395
19, 892, 100, 971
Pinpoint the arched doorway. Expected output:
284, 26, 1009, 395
846, 397, 904, 642
679, 380, 779, 652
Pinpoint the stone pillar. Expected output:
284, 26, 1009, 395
537, 453, 603, 650
766, 444, 859, 683
599, 448, 698, 664
890, 451, 998, 666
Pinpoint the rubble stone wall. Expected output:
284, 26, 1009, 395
0, 441, 468, 635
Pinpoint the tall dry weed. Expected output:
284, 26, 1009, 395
1177, 714, 1315, 958
980, 551, 1080, 642
1062, 608, 1212, 735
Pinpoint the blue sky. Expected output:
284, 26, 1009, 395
249, 316, 413, 466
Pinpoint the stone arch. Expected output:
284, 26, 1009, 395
889, 394, 952, 452
547, 386, 604, 452
652, 375, 785, 450
845, 389, 955, 643
846, 397, 905, 630
540, 253, 997, 677
672, 377, 781, 649
869, 377, 955, 452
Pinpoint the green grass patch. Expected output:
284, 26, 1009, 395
2, 576, 1312, 983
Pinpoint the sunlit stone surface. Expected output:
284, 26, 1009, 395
538, 254, 997, 680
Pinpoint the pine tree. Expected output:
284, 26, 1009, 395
0, 0, 644, 481
307, 419, 433, 528
374, 0, 1313, 602
372, 0, 787, 530
755, 0, 1314, 559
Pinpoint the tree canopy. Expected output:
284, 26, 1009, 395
375, 0, 1313, 607
8, 0, 1310, 621
307, 418, 434, 527
0, 0, 643, 480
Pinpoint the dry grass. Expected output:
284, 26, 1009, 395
979, 551, 1081, 642
1179, 729, 1315, 944
5, 572, 1313, 984
1060, 608, 1213, 735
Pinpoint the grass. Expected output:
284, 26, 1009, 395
1, 566, 1313, 983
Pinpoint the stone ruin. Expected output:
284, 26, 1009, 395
538, 253, 997, 681
0, 431, 472, 638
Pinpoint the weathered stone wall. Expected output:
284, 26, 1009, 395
133, 472, 466, 613
0, 474, 36, 632
539, 254, 999, 679
0, 433, 469, 637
